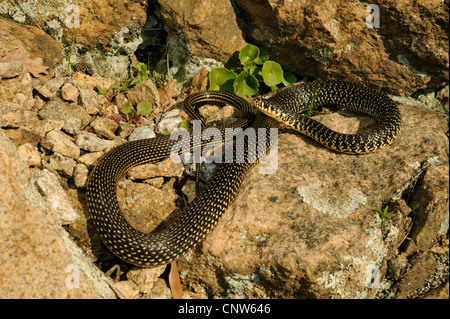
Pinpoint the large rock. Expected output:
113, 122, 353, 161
232, 0, 448, 95
177, 101, 448, 298
62, 0, 147, 51
0, 16, 63, 78
158, 0, 247, 63
0, 129, 113, 298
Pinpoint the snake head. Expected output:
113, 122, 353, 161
252, 96, 276, 117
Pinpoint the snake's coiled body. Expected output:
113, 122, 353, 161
86, 80, 401, 267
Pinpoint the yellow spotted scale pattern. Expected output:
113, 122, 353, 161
86, 91, 265, 266
86, 80, 401, 267
253, 80, 402, 154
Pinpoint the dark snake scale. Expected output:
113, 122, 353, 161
85, 80, 402, 267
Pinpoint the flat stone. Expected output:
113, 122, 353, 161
61, 82, 79, 102
38, 101, 91, 135
74, 164, 89, 188
89, 116, 119, 140
128, 125, 155, 141
44, 153, 76, 178
32, 169, 78, 224
76, 132, 110, 152
0, 102, 26, 128
127, 158, 185, 180
0, 61, 25, 79
40, 130, 80, 160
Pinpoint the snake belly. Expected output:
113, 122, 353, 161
85, 80, 401, 267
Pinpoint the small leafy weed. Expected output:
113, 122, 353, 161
209, 44, 297, 97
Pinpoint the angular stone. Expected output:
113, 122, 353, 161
0, 71, 34, 105
405, 164, 449, 255
78, 87, 100, 115
117, 121, 136, 139
0, 61, 25, 79
32, 169, 78, 224
126, 267, 166, 295
126, 78, 160, 109
17, 142, 41, 167
40, 130, 80, 159
127, 158, 185, 180
0, 102, 26, 128
128, 125, 155, 141
74, 164, 89, 188
155, 108, 183, 134
0, 16, 63, 78
158, 0, 247, 63
38, 101, 91, 135
61, 82, 79, 102
76, 132, 109, 152
117, 179, 178, 234
44, 153, 76, 178
29, 119, 65, 139
89, 116, 119, 140
34, 75, 65, 99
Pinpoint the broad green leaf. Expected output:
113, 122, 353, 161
137, 101, 153, 116
239, 44, 259, 65
262, 61, 283, 87
244, 64, 263, 82
282, 72, 297, 86
254, 47, 269, 65
243, 62, 254, 73
233, 72, 259, 97
208, 68, 237, 93
121, 101, 132, 114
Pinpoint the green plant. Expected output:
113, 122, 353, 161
377, 205, 392, 221
95, 61, 156, 124
209, 44, 297, 97
120, 101, 153, 124
95, 62, 151, 101
64, 30, 78, 76
305, 83, 321, 117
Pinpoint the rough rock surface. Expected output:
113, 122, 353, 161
1, 56, 448, 298
0, 1, 448, 299
178, 102, 449, 298
0, 16, 63, 79
158, 0, 247, 63
232, 0, 448, 95
0, 130, 111, 298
